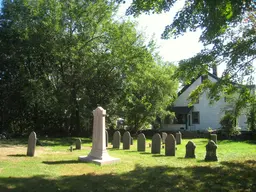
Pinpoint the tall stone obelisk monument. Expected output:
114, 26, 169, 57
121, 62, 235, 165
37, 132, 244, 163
79, 107, 120, 165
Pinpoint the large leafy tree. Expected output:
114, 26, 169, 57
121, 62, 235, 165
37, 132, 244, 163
118, 59, 178, 132
119, 0, 256, 124
0, 0, 178, 135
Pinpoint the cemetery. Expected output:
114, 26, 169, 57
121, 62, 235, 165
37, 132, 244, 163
0, 107, 255, 192
0, 1, 256, 191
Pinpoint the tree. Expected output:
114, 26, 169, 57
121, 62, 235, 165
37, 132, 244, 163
220, 113, 241, 137
118, 60, 178, 132
118, 0, 256, 122
0, 0, 178, 135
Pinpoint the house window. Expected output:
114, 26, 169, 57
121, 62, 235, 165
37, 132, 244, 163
174, 113, 186, 124
192, 112, 200, 124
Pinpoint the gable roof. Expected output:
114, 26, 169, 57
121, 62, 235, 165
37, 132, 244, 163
177, 72, 255, 97
178, 72, 219, 96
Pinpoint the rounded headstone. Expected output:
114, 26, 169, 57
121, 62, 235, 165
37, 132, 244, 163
123, 131, 131, 150
27, 131, 37, 157
130, 137, 133, 145
205, 140, 218, 161
75, 138, 82, 150
165, 134, 176, 156
176, 131, 182, 145
137, 133, 146, 152
151, 133, 161, 154
113, 131, 121, 149
185, 141, 196, 158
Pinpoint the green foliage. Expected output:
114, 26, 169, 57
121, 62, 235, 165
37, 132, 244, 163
0, 0, 178, 136
247, 97, 256, 131
220, 112, 241, 137
118, 61, 178, 132
119, 0, 256, 113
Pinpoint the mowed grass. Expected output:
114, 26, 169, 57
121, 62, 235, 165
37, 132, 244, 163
0, 137, 255, 192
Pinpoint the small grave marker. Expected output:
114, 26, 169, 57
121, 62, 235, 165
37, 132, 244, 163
113, 131, 121, 149
165, 134, 176, 156
123, 131, 131, 150
151, 133, 161, 154
185, 141, 196, 158
176, 131, 182, 145
205, 140, 218, 161
137, 133, 146, 152
75, 138, 82, 150
27, 131, 37, 157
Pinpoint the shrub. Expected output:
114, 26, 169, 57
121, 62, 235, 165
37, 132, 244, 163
220, 113, 241, 137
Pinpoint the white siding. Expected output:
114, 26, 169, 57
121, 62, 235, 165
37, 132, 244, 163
162, 75, 248, 131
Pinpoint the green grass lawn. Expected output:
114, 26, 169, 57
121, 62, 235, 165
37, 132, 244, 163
0, 137, 255, 192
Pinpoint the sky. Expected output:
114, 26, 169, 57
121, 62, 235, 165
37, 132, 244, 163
116, 1, 225, 76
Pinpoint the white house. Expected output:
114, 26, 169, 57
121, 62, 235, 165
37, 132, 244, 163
161, 71, 248, 132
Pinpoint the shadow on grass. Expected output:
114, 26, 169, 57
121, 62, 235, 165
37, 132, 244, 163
1, 160, 255, 192
218, 139, 256, 145
245, 140, 256, 145
7, 154, 27, 157
42, 160, 83, 165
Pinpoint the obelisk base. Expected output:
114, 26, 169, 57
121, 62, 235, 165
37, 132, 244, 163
78, 155, 120, 165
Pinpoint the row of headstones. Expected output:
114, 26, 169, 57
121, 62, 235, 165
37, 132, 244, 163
75, 132, 217, 153
27, 130, 217, 161
111, 131, 182, 150
62, 132, 217, 152
111, 131, 218, 161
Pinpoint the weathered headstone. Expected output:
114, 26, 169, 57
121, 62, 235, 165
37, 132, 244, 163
210, 134, 217, 144
79, 107, 120, 165
113, 131, 121, 149
123, 131, 131, 150
165, 134, 176, 156
151, 133, 161, 154
176, 131, 182, 145
75, 138, 82, 150
185, 141, 196, 158
137, 133, 146, 152
105, 130, 109, 147
161, 132, 167, 144
205, 140, 218, 161
130, 137, 133, 145
27, 131, 37, 157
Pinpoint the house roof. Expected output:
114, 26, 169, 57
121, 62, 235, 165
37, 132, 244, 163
177, 72, 256, 98
177, 72, 219, 97
171, 106, 193, 114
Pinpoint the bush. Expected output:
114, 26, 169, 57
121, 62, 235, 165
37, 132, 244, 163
220, 113, 241, 137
